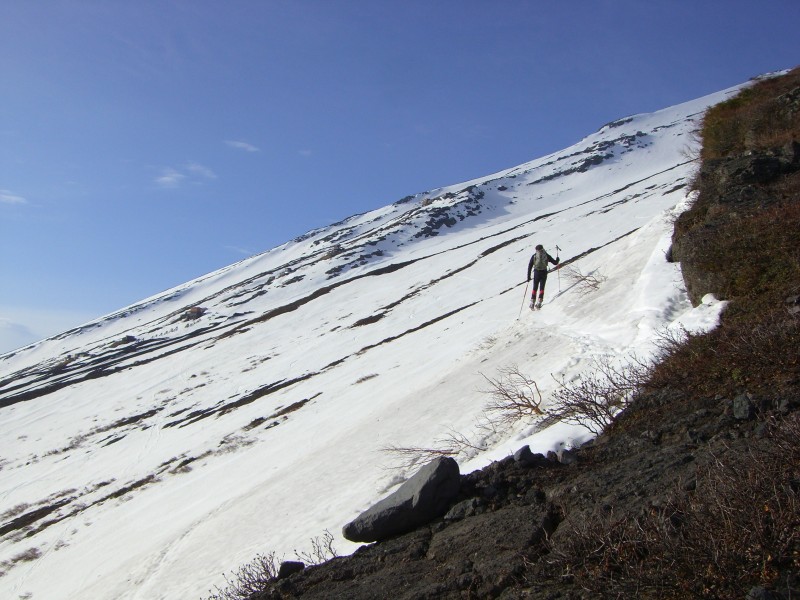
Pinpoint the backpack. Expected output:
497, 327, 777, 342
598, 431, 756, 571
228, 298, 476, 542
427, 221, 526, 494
532, 250, 549, 270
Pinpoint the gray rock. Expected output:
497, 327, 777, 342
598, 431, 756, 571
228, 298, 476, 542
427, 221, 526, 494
444, 498, 480, 521
481, 484, 498, 499
778, 397, 798, 413
557, 448, 577, 465
786, 294, 800, 315
733, 393, 755, 420
746, 586, 784, 600
277, 560, 305, 580
342, 457, 460, 543
513, 445, 534, 463
514, 445, 549, 467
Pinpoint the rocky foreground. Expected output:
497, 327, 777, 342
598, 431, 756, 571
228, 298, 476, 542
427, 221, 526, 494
255, 388, 797, 599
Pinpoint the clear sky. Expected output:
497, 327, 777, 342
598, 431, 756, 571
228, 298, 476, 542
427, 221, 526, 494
1, 0, 799, 352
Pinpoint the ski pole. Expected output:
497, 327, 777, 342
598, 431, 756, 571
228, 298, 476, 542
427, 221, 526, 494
555, 245, 562, 292
518, 281, 530, 318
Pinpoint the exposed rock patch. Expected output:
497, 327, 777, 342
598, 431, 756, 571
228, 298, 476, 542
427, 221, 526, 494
342, 457, 460, 543
672, 142, 800, 305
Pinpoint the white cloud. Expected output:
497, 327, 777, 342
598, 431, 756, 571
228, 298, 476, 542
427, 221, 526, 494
298, 149, 312, 157
225, 140, 260, 153
0, 189, 27, 204
186, 162, 217, 180
155, 168, 186, 188
155, 163, 216, 189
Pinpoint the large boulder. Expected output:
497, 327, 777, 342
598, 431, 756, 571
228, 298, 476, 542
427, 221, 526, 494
342, 457, 460, 543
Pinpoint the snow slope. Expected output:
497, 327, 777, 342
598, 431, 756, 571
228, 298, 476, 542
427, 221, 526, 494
0, 82, 745, 599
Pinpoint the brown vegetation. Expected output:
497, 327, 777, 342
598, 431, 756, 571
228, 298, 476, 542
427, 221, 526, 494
482, 365, 544, 425
551, 414, 800, 598
560, 65, 800, 597
663, 66, 800, 403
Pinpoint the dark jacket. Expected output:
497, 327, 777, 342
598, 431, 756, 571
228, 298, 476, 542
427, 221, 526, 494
527, 250, 559, 280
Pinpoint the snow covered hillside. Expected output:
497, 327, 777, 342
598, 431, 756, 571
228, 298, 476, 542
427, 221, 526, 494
0, 82, 746, 600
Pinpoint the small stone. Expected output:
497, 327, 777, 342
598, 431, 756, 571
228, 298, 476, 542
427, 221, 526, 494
513, 445, 549, 467
277, 561, 305, 580
513, 445, 533, 463
557, 449, 577, 465
746, 586, 782, 600
733, 393, 754, 420
444, 498, 480, 521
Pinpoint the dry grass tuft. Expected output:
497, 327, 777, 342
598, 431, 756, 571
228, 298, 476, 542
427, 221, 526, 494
550, 414, 800, 598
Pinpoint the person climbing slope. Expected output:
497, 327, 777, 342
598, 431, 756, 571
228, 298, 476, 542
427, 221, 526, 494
526, 244, 559, 309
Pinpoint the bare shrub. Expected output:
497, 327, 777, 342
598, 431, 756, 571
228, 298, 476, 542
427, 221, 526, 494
702, 68, 800, 160
44, 432, 90, 456
381, 426, 487, 472
562, 265, 607, 296
477, 335, 498, 350
551, 508, 683, 598
678, 129, 702, 163
294, 530, 338, 566
11, 547, 41, 564
0, 503, 31, 521
549, 356, 651, 435
436, 427, 493, 462
380, 443, 459, 471
382, 366, 543, 472
205, 552, 281, 600
216, 434, 255, 455
551, 413, 800, 597
481, 365, 544, 426
649, 308, 800, 399
672, 414, 800, 594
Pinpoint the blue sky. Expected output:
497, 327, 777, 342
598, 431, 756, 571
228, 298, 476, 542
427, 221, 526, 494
1, 0, 799, 351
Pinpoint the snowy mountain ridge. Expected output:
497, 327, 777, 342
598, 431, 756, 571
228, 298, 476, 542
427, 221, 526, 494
0, 81, 748, 600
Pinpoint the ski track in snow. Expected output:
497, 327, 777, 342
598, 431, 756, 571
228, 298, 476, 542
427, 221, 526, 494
0, 82, 745, 600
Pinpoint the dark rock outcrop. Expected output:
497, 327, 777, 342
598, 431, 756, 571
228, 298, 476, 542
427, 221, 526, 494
277, 561, 305, 580
342, 457, 460, 543
512, 444, 550, 467
672, 142, 800, 305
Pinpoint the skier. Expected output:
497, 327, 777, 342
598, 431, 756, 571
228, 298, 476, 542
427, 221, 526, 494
526, 244, 559, 309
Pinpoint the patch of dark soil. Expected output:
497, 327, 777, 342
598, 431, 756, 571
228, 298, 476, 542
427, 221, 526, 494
99, 475, 158, 502
105, 408, 163, 430
0, 499, 73, 538
268, 397, 317, 419
351, 314, 385, 327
